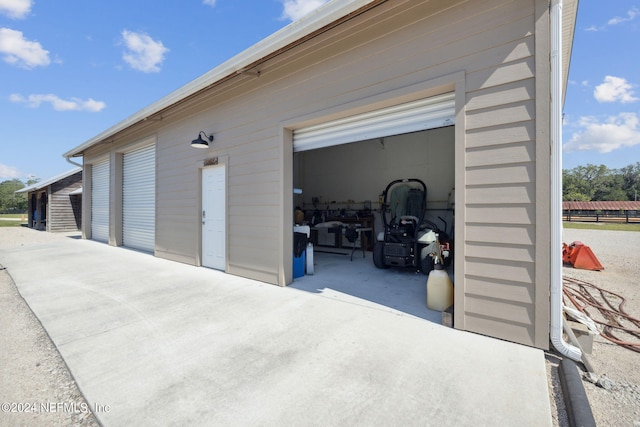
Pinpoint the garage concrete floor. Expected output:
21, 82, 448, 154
291, 249, 443, 324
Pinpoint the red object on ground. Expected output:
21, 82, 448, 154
562, 241, 604, 271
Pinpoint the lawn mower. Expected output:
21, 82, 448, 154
373, 178, 452, 274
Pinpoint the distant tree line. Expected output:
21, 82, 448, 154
563, 163, 640, 202
2, 163, 638, 213
0, 178, 39, 214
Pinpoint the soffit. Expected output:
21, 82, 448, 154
562, 0, 579, 103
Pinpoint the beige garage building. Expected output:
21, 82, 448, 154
64, 0, 580, 353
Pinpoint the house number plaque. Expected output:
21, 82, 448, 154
204, 157, 218, 166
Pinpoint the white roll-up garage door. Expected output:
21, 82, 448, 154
293, 92, 455, 152
91, 159, 110, 243
123, 144, 155, 252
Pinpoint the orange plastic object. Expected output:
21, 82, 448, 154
562, 241, 604, 271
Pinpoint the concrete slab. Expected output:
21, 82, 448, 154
290, 249, 444, 323
0, 234, 552, 426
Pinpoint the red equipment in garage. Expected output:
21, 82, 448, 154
562, 241, 604, 271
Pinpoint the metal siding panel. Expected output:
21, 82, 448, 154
465, 243, 535, 264
466, 183, 535, 205
466, 141, 536, 167
466, 121, 535, 148
466, 57, 535, 93
91, 160, 109, 242
466, 163, 534, 185
466, 276, 535, 305
464, 312, 536, 347
465, 257, 535, 285
123, 144, 155, 252
466, 204, 535, 225
466, 100, 535, 130
466, 297, 535, 327
293, 93, 455, 151
466, 78, 535, 112
465, 224, 535, 246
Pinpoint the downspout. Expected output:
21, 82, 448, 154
65, 155, 82, 168
549, 0, 582, 361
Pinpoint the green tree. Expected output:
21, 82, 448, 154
0, 179, 28, 213
563, 164, 610, 200
563, 162, 640, 201
563, 169, 589, 200
619, 162, 640, 201
593, 173, 626, 201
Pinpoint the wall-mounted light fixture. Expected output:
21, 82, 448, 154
191, 131, 214, 149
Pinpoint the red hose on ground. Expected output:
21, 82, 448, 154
563, 276, 640, 353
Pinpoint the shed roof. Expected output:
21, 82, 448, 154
563, 201, 640, 210
63, 0, 578, 159
15, 168, 82, 194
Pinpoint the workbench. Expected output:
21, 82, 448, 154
310, 224, 372, 261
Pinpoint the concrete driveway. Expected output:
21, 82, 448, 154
0, 231, 552, 426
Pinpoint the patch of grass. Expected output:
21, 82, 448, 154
563, 222, 640, 232
0, 213, 27, 227
0, 221, 25, 227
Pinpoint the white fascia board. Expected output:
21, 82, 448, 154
63, 0, 377, 159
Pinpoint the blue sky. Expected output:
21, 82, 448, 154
563, 1, 640, 170
0, 0, 638, 182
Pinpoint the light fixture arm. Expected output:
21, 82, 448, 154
199, 131, 213, 142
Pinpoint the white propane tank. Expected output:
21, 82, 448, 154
426, 259, 454, 311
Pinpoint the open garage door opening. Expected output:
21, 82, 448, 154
292, 123, 456, 323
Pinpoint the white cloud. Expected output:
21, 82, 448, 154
120, 30, 169, 73
0, 164, 20, 179
586, 7, 639, 31
0, 0, 32, 19
0, 27, 50, 69
594, 76, 639, 104
564, 112, 640, 153
202, 0, 216, 6
9, 93, 106, 112
280, 0, 329, 21
608, 7, 639, 26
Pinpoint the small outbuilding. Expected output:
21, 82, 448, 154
63, 0, 579, 351
16, 168, 82, 232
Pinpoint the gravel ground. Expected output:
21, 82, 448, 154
0, 230, 99, 427
1, 226, 639, 426
0, 273, 100, 427
557, 227, 640, 427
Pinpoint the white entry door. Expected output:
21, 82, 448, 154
202, 165, 226, 270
